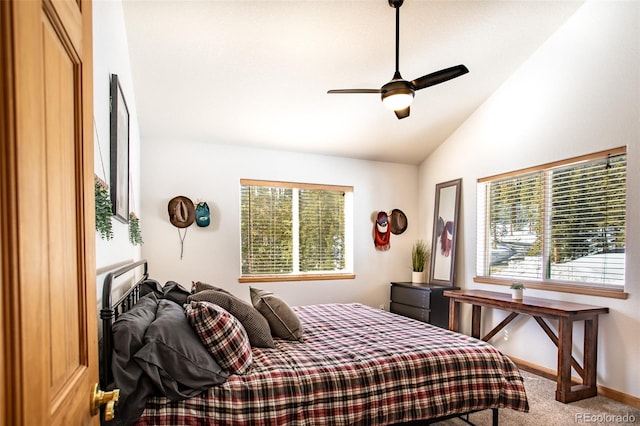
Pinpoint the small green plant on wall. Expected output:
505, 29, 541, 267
95, 177, 114, 240
129, 212, 143, 246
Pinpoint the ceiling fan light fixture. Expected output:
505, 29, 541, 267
382, 91, 414, 111
381, 80, 414, 111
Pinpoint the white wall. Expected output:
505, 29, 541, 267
418, 1, 639, 397
140, 141, 418, 309
93, 0, 142, 277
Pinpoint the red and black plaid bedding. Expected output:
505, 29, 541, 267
135, 303, 528, 425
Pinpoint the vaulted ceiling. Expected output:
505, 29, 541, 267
122, 0, 584, 165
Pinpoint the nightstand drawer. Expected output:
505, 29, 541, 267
390, 302, 430, 323
390, 285, 431, 309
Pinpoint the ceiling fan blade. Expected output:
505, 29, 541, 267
411, 65, 469, 91
327, 89, 381, 94
394, 106, 410, 119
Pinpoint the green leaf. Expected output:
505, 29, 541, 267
95, 178, 114, 240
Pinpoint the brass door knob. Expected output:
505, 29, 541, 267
104, 400, 117, 422
90, 383, 120, 421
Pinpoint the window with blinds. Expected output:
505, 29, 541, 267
476, 148, 626, 290
240, 179, 353, 280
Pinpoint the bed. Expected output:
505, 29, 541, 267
100, 261, 528, 425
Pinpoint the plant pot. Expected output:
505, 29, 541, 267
511, 289, 523, 300
412, 271, 425, 283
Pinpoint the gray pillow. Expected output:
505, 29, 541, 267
139, 279, 164, 299
134, 299, 229, 400
192, 281, 232, 295
162, 281, 191, 305
188, 290, 275, 348
249, 287, 304, 340
139, 279, 190, 305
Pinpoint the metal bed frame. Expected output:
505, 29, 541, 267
100, 259, 148, 388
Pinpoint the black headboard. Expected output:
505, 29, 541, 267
99, 259, 149, 388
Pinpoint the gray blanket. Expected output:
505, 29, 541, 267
111, 294, 228, 425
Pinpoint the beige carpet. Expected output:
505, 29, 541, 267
433, 371, 640, 425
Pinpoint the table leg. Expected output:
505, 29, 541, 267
556, 317, 573, 402
583, 316, 599, 390
471, 305, 482, 339
449, 299, 460, 332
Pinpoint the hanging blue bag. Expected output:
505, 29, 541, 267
195, 201, 210, 227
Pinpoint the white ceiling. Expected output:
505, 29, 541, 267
122, 0, 584, 165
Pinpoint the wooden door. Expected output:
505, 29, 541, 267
1, 0, 98, 425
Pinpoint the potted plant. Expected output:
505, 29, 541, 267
411, 240, 430, 283
510, 282, 525, 300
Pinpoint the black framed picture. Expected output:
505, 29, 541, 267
110, 74, 130, 223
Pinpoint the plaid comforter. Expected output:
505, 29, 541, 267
135, 303, 528, 425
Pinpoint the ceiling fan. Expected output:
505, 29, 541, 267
328, 0, 469, 120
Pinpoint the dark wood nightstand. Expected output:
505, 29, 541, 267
390, 282, 459, 329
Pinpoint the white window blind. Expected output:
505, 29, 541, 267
241, 180, 353, 277
477, 148, 626, 289
241, 185, 293, 274
298, 189, 346, 272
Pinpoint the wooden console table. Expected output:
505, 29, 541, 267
443, 289, 609, 403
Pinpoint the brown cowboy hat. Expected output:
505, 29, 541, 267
390, 208, 408, 235
168, 196, 195, 228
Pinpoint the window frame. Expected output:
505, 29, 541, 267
474, 147, 628, 300
239, 179, 355, 283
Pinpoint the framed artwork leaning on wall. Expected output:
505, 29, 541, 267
429, 178, 461, 286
